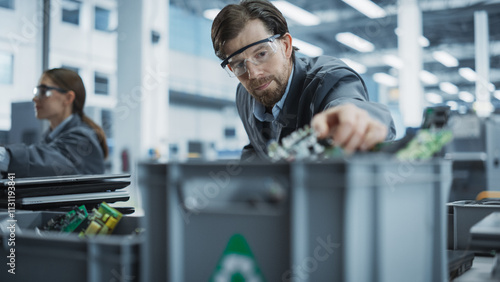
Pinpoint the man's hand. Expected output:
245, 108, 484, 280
311, 104, 388, 153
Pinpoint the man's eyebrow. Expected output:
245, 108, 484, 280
253, 44, 267, 51
229, 41, 272, 64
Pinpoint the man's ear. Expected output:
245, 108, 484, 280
281, 33, 294, 59
65, 90, 76, 106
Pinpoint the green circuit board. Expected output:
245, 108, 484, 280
267, 125, 453, 162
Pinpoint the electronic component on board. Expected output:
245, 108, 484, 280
40, 205, 89, 233
395, 129, 453, 160
267, 125, 343, 161
80, 202, 123, 237
267, 125, 453, 162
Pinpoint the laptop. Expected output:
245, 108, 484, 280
0, 173, 130, 196
0, 174, 131, 209
469, 211, 500, 250
1, 190, 131, 209
447, 250, 475, 280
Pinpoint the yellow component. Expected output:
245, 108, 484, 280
102, 213, 110, 222
80, 202, 124, 238
85, 221, 102, 235
105, 216, 118, 230
476, 191, 500, 201
100, 202, 123, 220
98, 225, 109, 235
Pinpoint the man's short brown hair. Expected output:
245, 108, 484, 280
211, 0, 296, 61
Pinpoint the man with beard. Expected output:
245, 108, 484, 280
211, 0, 396, 161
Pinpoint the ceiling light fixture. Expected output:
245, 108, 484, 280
439, 82, 459, 94
293, 38, 324, 57
342, 0, 386, 19
446, 101, 458, 111
419, 70, 439, 85
426, 92, 443, 104
419, 36, 430, 47
494, 90, 500, 100
432, 51, 459, 67
382, 54, 403, 69
458, 91, 475, 103
488, 82, 496, 92
203, 8, 220, 21
335, 32, 375, 53
340, 58, 367, 74
394, 28, 430, 47
373, 73, 398, 87
271, 1, 321, 26
458, 67, 477, 82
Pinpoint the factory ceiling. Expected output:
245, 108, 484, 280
171, 0, 500, 101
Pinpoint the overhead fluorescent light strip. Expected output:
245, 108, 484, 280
419, 70, 439, 85
446, 101, 458, 111
439, 82, 459, 94
271, 1, 320, 26
382, 54, 403, 69
419, 36, 430, 47
488, 83, 496, 92
459, 91, 475, 103
340, 58, 367, 74
336, 32, 375, 53
394, 28, 430, 47
342, 0, 386, 19
494, 90, 500, 100
203, 9, 221, 21
458, 67, 477, 82
373, 73, 398, 87
293, 38, 324, 57
426, 92, 443, 104
433, 51, 459, 67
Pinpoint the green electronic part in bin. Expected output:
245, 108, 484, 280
0, 211, 142, 282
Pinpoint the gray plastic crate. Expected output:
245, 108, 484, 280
448, 200, 500, 250
139, 156, 451, 282
0, 211, 142, 282
334, 157, 451, 282
139, 161, 291, 282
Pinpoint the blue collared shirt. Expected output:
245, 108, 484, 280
253, 66, 294, 122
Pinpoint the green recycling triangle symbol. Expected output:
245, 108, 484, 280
210, 234, 266, 282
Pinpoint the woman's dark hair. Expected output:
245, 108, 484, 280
42, 68, 109, 159
211, 0, 297, 61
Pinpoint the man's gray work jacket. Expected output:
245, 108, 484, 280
236, 55, 396, 161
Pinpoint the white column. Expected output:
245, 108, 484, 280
114, 0, 169, 197
474, 10, 493, 117
397, 0, 424, 127
141, 0, 170, 161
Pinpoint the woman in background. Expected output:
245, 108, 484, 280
0, 68, 108, 178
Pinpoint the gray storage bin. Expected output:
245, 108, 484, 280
139, 156, 451, 282
0, 211, 142, 282
139, 161, 291, 282
336, 157, 451, 282
291, 158, 451, 282
448, 200, 500, 251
